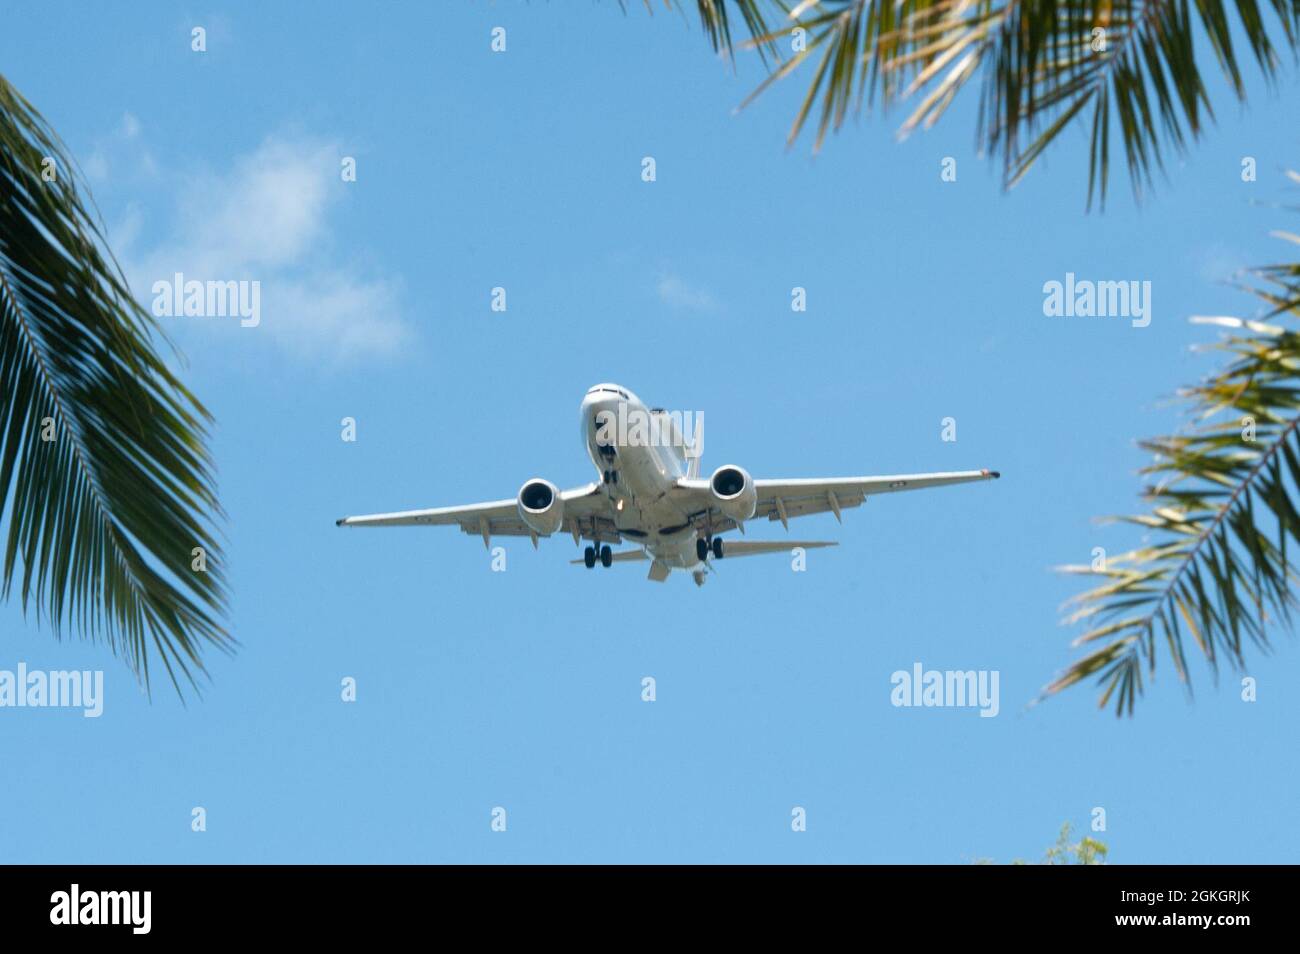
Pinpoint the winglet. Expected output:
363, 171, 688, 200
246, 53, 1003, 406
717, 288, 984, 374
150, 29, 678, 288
336, 517, 348, 527
982, 469, 1001, 479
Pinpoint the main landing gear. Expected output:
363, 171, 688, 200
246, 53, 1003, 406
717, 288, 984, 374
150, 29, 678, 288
696, 536, 724, 561
584, 545, 613, 568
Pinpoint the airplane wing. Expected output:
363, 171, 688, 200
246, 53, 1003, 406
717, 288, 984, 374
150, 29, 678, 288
336, 483, 620, 546
749, 470, 999, 526
671, 469, 999, 530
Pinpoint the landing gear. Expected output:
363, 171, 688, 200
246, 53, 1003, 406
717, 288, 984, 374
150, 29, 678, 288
600, 544, 613, 568
583, 546, 596, 568
602, 470, 619, 485
585, 544, 615, 568
696, 536, 724, 561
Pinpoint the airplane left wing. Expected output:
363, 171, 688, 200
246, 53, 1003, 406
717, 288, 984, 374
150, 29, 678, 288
336, 483, 619, 546
750, 470, 999, 526
671, 469, 999, 530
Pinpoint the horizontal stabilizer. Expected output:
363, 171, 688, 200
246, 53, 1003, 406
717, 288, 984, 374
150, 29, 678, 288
719, 540, 837, 558
569, 549, 648, 565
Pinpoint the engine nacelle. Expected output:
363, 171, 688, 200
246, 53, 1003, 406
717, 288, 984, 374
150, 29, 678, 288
710, 464, 756, 523
517, 478, 564, 536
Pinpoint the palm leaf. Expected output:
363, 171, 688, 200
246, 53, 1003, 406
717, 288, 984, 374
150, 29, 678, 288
984, 0, 1299, 208
0, 74, 230, 696
1049, 206, 1300, 714
669, 0, 1300, 203
635, 1, 784, 63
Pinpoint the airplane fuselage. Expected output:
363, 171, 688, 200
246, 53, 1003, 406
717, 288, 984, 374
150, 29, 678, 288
580, 383, 705, 570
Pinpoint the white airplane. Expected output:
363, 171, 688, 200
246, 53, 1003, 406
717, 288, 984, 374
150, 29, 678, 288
336, 383, 1000, 585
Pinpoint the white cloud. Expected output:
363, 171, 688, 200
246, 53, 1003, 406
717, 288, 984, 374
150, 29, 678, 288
170, 139, 333, 275
83, 112, 157, 183
273, 273, 407, 362
657, 274, 718, 312
118, 133, 410, 366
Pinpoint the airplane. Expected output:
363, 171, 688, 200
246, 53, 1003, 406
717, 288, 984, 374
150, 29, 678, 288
335, 383, 1000, 586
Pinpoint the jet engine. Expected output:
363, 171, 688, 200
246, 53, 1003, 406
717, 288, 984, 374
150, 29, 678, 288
517, 478, 564, 536
710, 465, 756, 523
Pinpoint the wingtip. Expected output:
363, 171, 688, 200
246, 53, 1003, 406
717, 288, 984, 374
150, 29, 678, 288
335, 517, 348, 527
982, 469, 1001, 479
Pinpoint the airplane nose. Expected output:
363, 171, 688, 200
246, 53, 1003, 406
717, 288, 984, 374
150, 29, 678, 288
581, 391, 606, 440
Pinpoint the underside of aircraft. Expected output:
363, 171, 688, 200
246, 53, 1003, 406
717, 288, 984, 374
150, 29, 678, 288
337, 384, 1000, 586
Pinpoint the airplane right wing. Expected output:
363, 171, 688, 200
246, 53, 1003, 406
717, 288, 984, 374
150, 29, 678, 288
336, 482, 621, 546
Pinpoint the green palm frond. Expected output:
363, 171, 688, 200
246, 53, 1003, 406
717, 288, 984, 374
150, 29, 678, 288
732, 0, 1000, 149
0, 74, 229, 695
688, 0, 785, 63
633, 1, 784, 64
1050, 226, 1300, 715
987, 0, 1300, 208
671, 0, 1300, 202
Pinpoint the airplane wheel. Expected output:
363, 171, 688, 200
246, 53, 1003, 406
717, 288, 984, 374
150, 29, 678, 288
695, 537, 709, 562
600, 545, 613, 568
583, 546, 596, 569
712, 538, 724, 559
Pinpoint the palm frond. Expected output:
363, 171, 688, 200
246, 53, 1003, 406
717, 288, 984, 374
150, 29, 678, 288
0, 74, 230, 696
674, 0, 1300, 202
986, 0, 1300, 208
630, 1, 784, 63
735, 0, 1001, 149
1049, 223, 1300, 715
689, 0, 786, 63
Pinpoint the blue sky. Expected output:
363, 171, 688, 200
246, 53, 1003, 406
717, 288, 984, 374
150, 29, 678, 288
1, 2, 1298, 863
